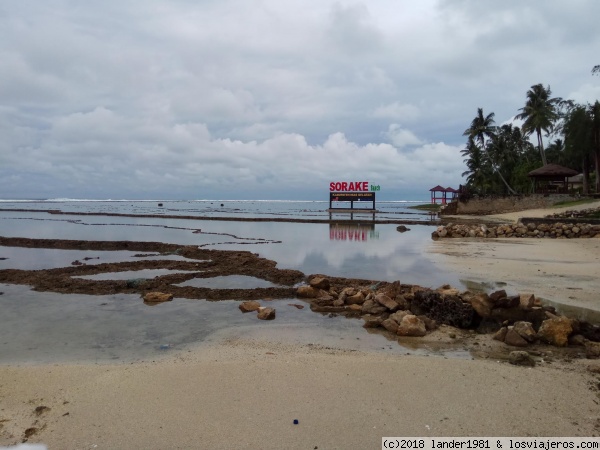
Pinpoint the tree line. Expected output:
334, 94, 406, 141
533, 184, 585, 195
461, 81, 600, 196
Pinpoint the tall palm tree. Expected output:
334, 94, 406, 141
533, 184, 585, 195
515, 84, 561, 166
463, 108, 496, 149
462, 108, 517, 194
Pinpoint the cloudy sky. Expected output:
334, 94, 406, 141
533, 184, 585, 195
1, 0, 599, 201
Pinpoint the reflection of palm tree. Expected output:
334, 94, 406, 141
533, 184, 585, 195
515, 84, 560, 166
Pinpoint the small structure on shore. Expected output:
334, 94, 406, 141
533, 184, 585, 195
528, 164, 578, 194
429, 185, 458, 204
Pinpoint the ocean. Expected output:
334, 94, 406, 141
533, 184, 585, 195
0, 199, 467, 364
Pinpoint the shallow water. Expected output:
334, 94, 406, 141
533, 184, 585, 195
0, 284, 470, 364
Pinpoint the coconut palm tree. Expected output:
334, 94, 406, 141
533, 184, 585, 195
462, 108, 517, 194
463, 108, 496, 149
515, 84, 561, 166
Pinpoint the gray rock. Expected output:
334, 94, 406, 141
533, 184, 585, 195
509, 351, 536, 367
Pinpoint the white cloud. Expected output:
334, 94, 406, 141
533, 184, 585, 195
384, 124, 423, 148
0, 0, 598, 199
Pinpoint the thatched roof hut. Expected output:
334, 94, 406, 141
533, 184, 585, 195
528, 164, 578, 193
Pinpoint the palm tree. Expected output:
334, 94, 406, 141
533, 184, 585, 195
463, 108, 496, 149
461, 137, 490, 193
462, 108, 517, 194
515, 83, 561, 166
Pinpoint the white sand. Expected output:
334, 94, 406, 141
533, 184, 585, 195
1, 340, 599, 449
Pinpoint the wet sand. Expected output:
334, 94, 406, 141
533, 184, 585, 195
1, 338, 599, 448
2, 205, 600, 447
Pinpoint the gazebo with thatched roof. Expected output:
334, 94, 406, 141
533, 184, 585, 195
528, 164, 578, 194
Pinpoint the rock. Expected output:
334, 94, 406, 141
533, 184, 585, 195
537, 316, 573, 347
469, 293, 492, 318
417, 315, 438, 331
519, 294, 536, 310
143, 292, 174, 303
362, 316, 383, 328
513, 321, 537, 343
410, 290, 476, 328
509, 351, 536, 367
504, 328, 529, 347
381, 318, 399, 334
397, 315, 427, 337
347, 304, 363, 312
332, 298, 345, 307
585, 341, 600, 359
489, 290, 507, 303
257, 307, 276, 320
239, 300, 261, 312
346, 291, 365, 305
361, 299, 387, 315
568, 334, 587, 346
375, 293, 399, 311
493, 326, 508, 342
396, 225, 410, 232
309, 276, 330, 290
494, 295, 520, 309
389, 310, 411, 323
297, 285, 319, 298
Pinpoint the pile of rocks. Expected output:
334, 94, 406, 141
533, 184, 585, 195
432, 222, 600, 239
296, 276, 600, 354
547, 206, 600, 219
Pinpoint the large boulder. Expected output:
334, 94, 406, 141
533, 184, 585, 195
397, 315, 427, 337
537, 316, 573, 347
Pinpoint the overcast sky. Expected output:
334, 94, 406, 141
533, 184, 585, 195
1, 0, 599, 201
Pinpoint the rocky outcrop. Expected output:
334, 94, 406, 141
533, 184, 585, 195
296, 277, 598, 353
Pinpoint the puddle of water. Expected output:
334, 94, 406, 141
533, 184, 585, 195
0, 246, 192, 271
73, 269, 201, 281
176, 275, 282, 289
0, 284, 471, 365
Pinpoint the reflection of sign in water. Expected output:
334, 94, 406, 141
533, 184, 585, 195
329, 223, 379, 241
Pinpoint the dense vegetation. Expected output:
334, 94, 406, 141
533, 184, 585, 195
461, 80, 600, 196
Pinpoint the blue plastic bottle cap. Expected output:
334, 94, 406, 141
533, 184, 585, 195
293, 419, 299, 425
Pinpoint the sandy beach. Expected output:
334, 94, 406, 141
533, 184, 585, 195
2, 202, 600, 448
